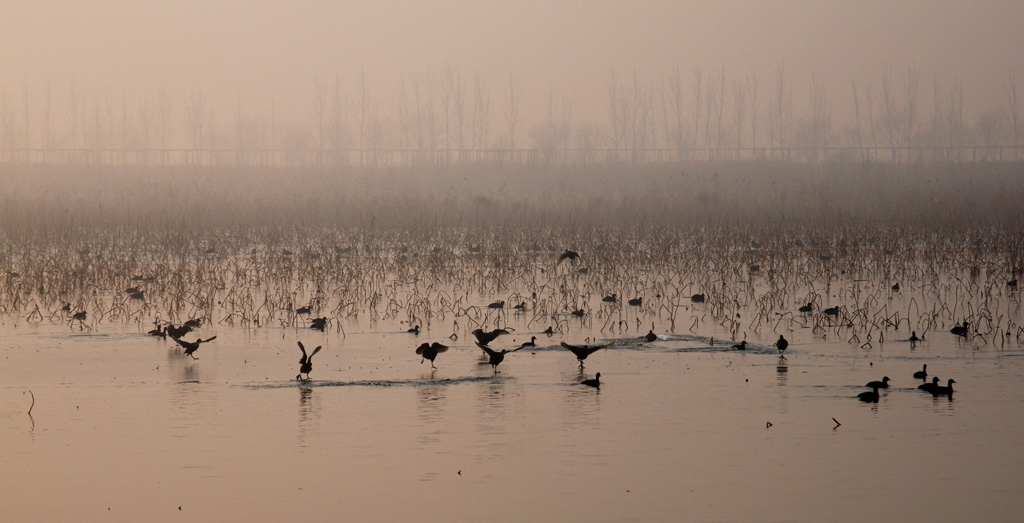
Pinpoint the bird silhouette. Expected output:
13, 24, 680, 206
858, 385, 880, 402
775, 335, 789, 355
173, 336, 217, 359
487, 301, 505, 309
913, 364, 928, 379
147, 323, 166, 339
472, 328, 509, 346
643, 329, 657, 342
543, 326, 556, 336
415, 342, 448, 369
407, 324, 421, 335
932, 378, 956, 396
918, 376, 940, 393
558, 250, 580, 263
823, 306, 840, 317
909, 331, 921, 342
517, 336, 537, 350
602, 294, 617, 304
165, 323, 193, 339
581, 373, 601, 388
690, 293, 705, 303
475, 341, 524, 373
866, 376, 891, 389
561, 341, 608, 369
627, 297, 643, 307
732, 340, 747, 350
309, 317, 328, 332
798, 303, 813, 313
950, 321, 969, 337
296, 341, 322, 380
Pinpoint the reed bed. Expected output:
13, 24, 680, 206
1, 161, 1022, 348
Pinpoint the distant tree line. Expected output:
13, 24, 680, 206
0, 64, 1020, 166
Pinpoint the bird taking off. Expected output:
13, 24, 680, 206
296, 341, 322, 380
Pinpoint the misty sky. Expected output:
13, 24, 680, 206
2, 0, 1022, 125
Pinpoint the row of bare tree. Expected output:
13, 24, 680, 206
0, 65, 1020, 165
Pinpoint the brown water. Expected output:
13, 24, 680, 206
3, 303, 1024, 522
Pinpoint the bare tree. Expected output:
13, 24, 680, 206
903, 64, 920, 161
851, 79, 863, 156
156, 88, 171, 164
691, 67, 703, 161
1006, 72, 1020, 160
21, 86, 31, 152
136, 96, 154, 162
607, 67, 621, 154
503, 71, 521, 159
662, 64, 686, 160
768, 60, 792, 159
946, 77, 965, 161
807, 72, 832, 161
312, 76, 329, 164
184, 89, 207, 164
880, 65, 899, 161
470, 70, 490, 160
43, 80, 52, 151
748, 73, 760, 158
732, 75, 747, 159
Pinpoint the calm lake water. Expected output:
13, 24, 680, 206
3, 298, 1023, 522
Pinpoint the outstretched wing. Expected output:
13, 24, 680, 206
298, 341, 308, 363
309, 346, 322, 359
432, 343, 449, 353
201, 336, 217, 344
475, 341, 497, 357
415, 343, 429, 355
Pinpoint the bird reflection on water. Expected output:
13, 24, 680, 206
776, 357, 788, 386
297, 385, 320, 448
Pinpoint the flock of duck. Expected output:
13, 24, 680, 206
148, 310, 968, 396
149, 319, 612, 389
854, 320, 974, 402
858, 363, 957, 403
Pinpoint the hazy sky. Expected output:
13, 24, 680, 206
2, 0, 1022, 125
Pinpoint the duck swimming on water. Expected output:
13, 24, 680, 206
866, 376, 891, 389
932, 378, 956, 396
918, 376, 940, 393
913, 364, 928, 379
950, 321, 969, 337
581, 373, 601, 388
858, 385, 880, 402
